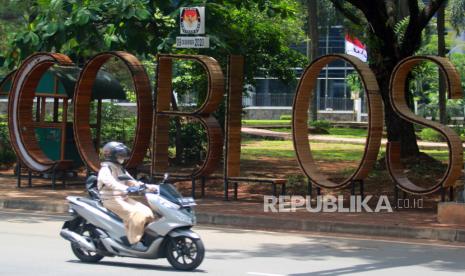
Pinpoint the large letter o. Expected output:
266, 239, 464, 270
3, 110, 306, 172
292, 54, 383, 189
8, 53, 75, 172
73, 51, 153, 172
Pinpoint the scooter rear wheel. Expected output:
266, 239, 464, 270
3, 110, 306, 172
166, 236, 204, 271
71, 226, 104, 263
71, 242, 104, 263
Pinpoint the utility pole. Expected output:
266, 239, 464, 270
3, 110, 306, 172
307, 0, 319, 121
438, 1, 447, 124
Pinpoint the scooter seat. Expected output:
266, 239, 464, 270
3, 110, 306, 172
77, 197, 123, 223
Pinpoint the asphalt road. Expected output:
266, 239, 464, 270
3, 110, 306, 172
1, 210, 465, 276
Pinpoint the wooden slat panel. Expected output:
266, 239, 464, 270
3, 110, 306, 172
73, 51, 153, 172
388, 56, 463, 194
225, 55, 244, 178
292, 54, 383, 189
151, 57, 172, 176
152, 54, 225, 178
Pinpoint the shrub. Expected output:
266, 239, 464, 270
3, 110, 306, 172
286, 174, 307, 195
418, 128, 445, 142
169, 119, 207, 164
309, 120, 331, 130
280, 114, 292, 120
0, 116, 16, 167
95, 102, 136, 147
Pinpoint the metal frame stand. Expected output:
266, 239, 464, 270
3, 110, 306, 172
224, 178, 229, 201
201, 177, 206, 198
191, 177, 196, 199
441, 186, 446, 202
307, 178, 312, 196
350, 179, 365, 200
28, 170, 32, 188
52, 167, 57, 190
16, 162, 21, 188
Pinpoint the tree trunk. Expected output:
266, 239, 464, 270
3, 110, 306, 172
307, 0, 319, 121
371, 57, 420, 158
437, 2, 447, 124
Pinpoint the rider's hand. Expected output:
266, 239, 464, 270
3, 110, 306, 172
126, 186, 140, 193
146, 184, 159, 193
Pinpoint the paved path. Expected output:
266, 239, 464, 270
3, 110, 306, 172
1, 210, 465, 275
1, 173, 465, 243
242, 127, 457, 150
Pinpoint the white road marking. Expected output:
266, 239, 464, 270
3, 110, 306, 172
247, 272, 285, 276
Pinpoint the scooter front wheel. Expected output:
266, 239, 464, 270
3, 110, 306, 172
166, 236, 205, 271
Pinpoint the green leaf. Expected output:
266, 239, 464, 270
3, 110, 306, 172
76, 9, 91, 25
135, 8, 150, 20
125, 7, 136, 19
29, 32, 40, 46
68, 38, 79, 48
37, 0, 51, 8
44, 22, 58, 37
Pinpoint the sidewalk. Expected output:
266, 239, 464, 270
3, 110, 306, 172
242, 127, 456, 150
1, 175, 465, 243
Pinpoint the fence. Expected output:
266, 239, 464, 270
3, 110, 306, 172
416, 103, 465, 122
243, 92, 356, 111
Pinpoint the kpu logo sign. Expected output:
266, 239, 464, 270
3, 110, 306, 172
180, 7, 205, 35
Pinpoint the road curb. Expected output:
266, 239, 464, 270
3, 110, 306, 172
0, 198, 68, 213
2, 197, 465, 243
196, 213, 465, 243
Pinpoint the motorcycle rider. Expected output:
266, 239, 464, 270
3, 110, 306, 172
97, 141, 156, 251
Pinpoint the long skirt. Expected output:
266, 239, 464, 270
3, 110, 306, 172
102, 197, 154, 244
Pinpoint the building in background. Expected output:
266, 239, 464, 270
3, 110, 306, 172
244, 25, 368, 122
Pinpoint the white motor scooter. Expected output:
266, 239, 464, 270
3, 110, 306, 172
60, 173, 204, 271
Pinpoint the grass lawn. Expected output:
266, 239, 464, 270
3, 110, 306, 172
241, 140, 366, 161
242, 120, 291, 126
327, 127, 368, 138
241, 139, 452, 162
266, 127, 369, 138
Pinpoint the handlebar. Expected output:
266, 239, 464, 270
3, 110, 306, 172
126, 185, 146, 194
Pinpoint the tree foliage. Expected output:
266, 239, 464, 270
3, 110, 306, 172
449, 0, 465, 34
0, 0, 307, 164
1, 0, 306, 84
329, 0, 447, 157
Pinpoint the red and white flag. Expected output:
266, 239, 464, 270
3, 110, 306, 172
345, 34, 368, 62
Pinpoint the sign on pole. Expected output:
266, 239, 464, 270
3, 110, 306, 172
176, 36, 210, 48
177, 7, 209, 49
180, 7, 205, 35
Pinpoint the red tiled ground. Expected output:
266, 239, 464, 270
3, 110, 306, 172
1, 172, 464, 231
